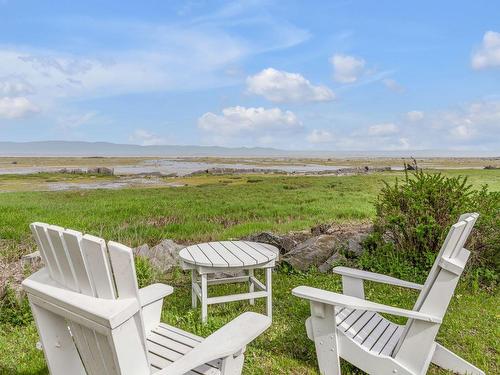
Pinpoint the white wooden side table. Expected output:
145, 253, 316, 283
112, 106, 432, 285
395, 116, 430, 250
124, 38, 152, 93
179, 241, 279, 323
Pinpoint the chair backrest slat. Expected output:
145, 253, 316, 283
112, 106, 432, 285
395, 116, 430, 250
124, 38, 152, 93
47, 225, 78, 291
32, 223, 64, 284
62, 229, 95, 296
107, 241, 140, 299
30, 223, 52, 276
81, 234, 117, 299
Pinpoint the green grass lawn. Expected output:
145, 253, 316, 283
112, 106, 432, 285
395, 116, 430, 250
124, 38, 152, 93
0, 170, 499, 374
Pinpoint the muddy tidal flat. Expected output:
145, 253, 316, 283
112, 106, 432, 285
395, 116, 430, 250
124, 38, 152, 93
0, 156, 498, 192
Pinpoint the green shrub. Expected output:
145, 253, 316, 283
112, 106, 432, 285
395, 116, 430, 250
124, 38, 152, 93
135, 256, 160, 288
364, 167, 499, 286
0, 286, 32, 326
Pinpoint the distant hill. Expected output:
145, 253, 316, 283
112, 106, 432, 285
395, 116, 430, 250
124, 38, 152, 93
0, 141, 497, 157
0, 141, 293, 157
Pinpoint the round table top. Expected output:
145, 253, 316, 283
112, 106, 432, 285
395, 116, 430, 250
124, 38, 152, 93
179, 241, 279, 268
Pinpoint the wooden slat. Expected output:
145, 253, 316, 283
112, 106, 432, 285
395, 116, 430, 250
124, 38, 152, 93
178, 248, 195, 263
343, 311, 375, 338
147, 336, 220, 374
148, 331, 194, 353
205, 242, 243, 267
183, 245, 213, 266
353, 314, 382, 344
338, 309, 365, 332
69, 323, 95, 373
81, 235, 116, 299
33, 224, 63, 284
362, 320, 390, 349
220, 241, 257, 265
148, 351, 209, 375
62, 229, 94, 296
371, 324, 399, 354
95, 331, 119, 375
30, 223, 52, 275
450, 215, 477, 258
441, 221, 467, 260
154, 323, 202, 346
197, 243, 229, 267
47, 226, 78, 291
71, 324, 102, 375
381, 326, 404, 356
245, 241, 278, 258
106, 241, 149, 362
235, 241, 272, 264
107, 241, 139, 299
336, 308, 355, 325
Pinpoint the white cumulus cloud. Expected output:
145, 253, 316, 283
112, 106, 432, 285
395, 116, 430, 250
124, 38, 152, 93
471, 31, 500, 70
198, 106, 302, 137
306, 129, 333, 143
368, 123, 399, 136
406, 110, 424, 121
0, 96, 39, 119
330, 54, 366, 83
246, 68, 335, 103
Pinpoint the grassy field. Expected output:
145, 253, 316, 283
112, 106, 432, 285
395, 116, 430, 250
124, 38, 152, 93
0, 169, 499, 374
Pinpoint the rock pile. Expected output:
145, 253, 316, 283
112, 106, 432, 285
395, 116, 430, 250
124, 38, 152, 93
134, 222, 372, 273
57, 167, 114, 175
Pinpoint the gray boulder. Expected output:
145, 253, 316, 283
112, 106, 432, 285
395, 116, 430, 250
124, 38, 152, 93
133, 239, 184, 273
242, 232, 297, 254
282, 223, 373, 272
318, 252, 346, 273
282, 235, 339, 271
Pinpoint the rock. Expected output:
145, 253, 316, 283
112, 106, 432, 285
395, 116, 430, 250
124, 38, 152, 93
133, 240, 184, 273
21, 251, 42, 267
87, 167, 114, 175
242, 232, 297, 254
484, 165, 499, 170
318, 252, 346, 273
282, 235, 339, 271
281, 223, 373, 271
311, 223, 330, 236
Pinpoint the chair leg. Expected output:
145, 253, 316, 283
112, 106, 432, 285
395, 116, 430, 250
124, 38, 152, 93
248, 269, 255, 305
201, 273, 208, 323
220, 351, 245, 375
309, 301, 341, 375
432, 343, 485, 375
191, 270, 198, 308
30, 299, 86, 375
265, 267, 272, 319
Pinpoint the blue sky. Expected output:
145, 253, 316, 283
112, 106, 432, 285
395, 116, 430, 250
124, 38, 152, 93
0, 0, 499, 152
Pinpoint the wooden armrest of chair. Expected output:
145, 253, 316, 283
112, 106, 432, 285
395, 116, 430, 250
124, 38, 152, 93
138, 283, 174, 307
292, 286, 441, 323
332, 266, 423, 290
156, 312, 272, 375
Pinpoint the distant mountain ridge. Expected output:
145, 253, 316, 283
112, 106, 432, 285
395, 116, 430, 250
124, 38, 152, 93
0, 141, 497, 157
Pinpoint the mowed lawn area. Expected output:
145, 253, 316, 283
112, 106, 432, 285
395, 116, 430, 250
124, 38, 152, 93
0, 170, 499, 374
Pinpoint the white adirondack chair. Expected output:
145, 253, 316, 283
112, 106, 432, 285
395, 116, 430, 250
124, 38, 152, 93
22, 223, 271, 375
292, 213, 485, 375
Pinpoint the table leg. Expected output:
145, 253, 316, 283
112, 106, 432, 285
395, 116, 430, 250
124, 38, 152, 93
248, 269, 255, 305
265, 267, 272, 319
191, 270, 197, 308
201, 273, 208, 323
